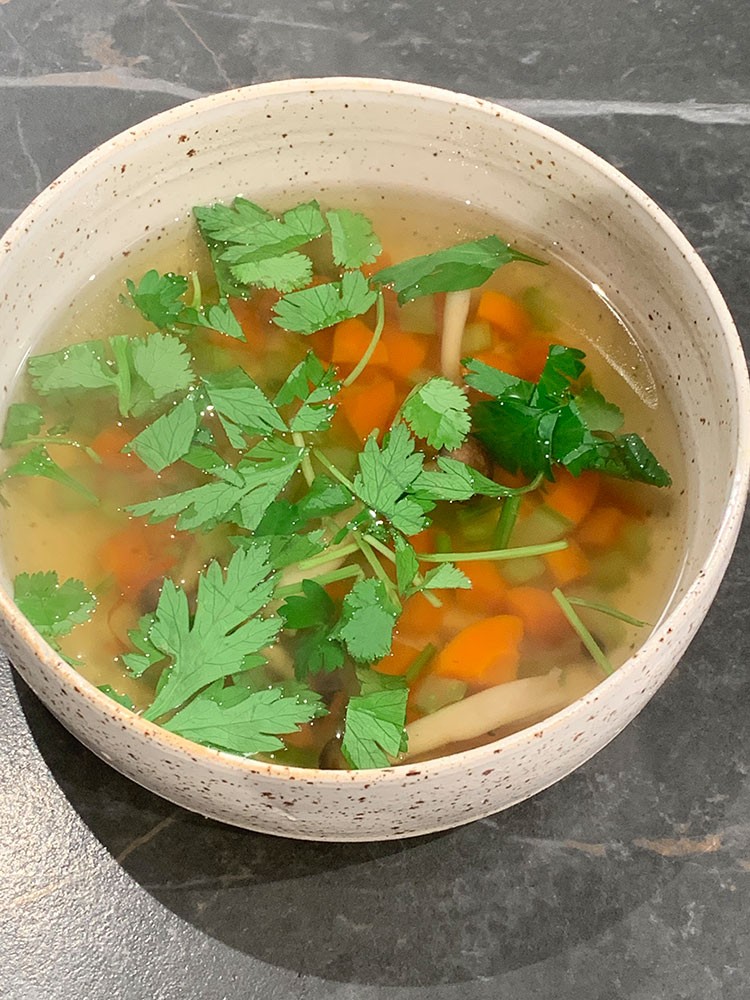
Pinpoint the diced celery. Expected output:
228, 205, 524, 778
511, 504, 572, 547
588, 550, 631, 592
415, 675, 467, 715
435, 530, 452, 553
399, 296, 436, 334
619, 522, 650, 561
462, 320, 492, 353
501, 555, 546, 585
458, 509, 499, 543
521, 286, 558, 332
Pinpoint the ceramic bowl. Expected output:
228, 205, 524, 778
1, 78, 747, 841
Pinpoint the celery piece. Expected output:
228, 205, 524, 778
511, 504, 572, 547
399, 295, 436, 334
588, 550, 631, 592
521, 286, 558, 332
501, 555, 546, 585
415, 675, 467, 715
619, 522, 650, 561
462, 320, 492, 353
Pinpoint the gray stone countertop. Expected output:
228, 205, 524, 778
1, 3, 749, 998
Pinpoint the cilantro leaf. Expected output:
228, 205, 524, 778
341, 687, 409, 769
162, 682, 325, 755
2, 403, 44, 448
203, 367, 288, 441
419, 563, 471, 591
296, 475, 354, 521
217, 200, 326, 261
280, 579, 335, 630
232, 528, 326, 570
467, 346, 670, 486
130, 333, 193, 401
275, 353, 342, 433
371, 236, 544, 304
228, 252, 314, 294
127, 439, 304, 531
122, 613, 163, 676
401, 377, 471, 450
279, 579, 346, 678
14, 571, 96, 642
415, 455, 512, 502
185, 299, 245, 340
2, 444, 97, 503
98, 684, 135, 710
272, 270, 377, 335
334, 578, 398, 663
352, 424, 431, 536
355, 665, 407, 696
28, 340, 114, 394
193, 197, 272, 243
128, 397, 199, 473
141, 547, 281, 721
124, 270, 189, 329
326, 209, 382, 269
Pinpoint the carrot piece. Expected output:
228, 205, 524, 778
543, 538, 590, 585
397, 593, 446, 638
505, 586, 570, 643
513, 336, 554, 381
577, 505, 627, 550
432, 614, 523, 686
471, 346, 525, 379
544, 469, 600, 525
97, 520, 177, 593
337, 376, 397, 442
380, 325, 429, 378
410, 527, 437, 555
374, 639, 423, 677
476, 291, 532, 342
454, 560, 507, 614
90, 425, 139, 472
332, 317, 389, 366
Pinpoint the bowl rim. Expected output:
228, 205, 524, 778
3, 75, 749, 784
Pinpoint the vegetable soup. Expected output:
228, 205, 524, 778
0, 189, 683, 769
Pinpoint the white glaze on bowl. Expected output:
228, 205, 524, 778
0, 78, 747, 841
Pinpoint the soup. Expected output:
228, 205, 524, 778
0, 189, 681, 769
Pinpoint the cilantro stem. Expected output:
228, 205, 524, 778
276, 563, 363, 598
552, 587, 614, 676
23, 436, 102, 464
362, 532, 442, 608
312, 449, 356, 491
189, 270, 202, 310
298, 541, 360, 570
566, 596, 649, 628
418, 540, 568, 562
111, 337, 132, 418
493, 494, 520, 549
405, 643, 437, 684
292, 431, 315, 486
343, 291, 385, 388
354, 533, 402, 612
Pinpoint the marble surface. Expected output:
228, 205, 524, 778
1, 2, 749, 998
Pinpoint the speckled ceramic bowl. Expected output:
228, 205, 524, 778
0, 79, 747, 841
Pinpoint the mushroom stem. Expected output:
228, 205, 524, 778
440, 289, 472, 381
403, 665, 596, 758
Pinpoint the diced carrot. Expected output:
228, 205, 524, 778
505, 586, 570, 643
90, 425, 139, 472
432, 614, 523, 687
476, 291, 532, 342
544, 469, 600, 525
97, 519, 178, 593
374, 639, 422, 677
513, 336, 554, 381
410, 527, 437, 555
325, 578, 354, 604
454, 560, 507, 614
380, 325, 429, 378
332, 317, 389, 366
578, 505, 627, 550
397, 593, 446, 638
337, 376, 397, 442
543, 538, 590, 585
471, 346, 525, 379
